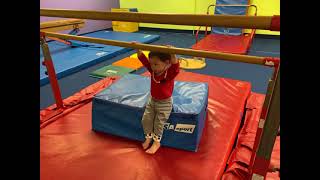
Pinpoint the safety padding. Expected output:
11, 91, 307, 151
92, 74, 208, 152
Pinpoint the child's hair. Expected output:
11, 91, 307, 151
148, 51, 171, 63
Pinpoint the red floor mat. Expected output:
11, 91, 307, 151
41, 71, 252, 180
222, 93, 280, 180
40, 77, 119, 128
192, 34, 251, 54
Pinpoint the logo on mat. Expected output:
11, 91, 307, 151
105, 70, 118, 75
164, 123, 175, 130
174, 124, 196, 134
96, 52, 106, 56
164, 123, 196, 134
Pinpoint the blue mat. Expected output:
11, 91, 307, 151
212, 0, 248, 35
40, 31, 160, 86
92, 74, 208, 152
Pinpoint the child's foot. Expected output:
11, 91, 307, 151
145, 141, 161, 154
142, 138, 152, 150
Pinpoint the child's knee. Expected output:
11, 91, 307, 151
158, 112, 170, 122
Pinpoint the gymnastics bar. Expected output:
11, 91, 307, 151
40, 31, 279, 67
41, 19, 85, 45
40, 9, 280, 31
40, 19, 85, 32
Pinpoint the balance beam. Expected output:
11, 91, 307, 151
40, 19, 85, 32
40, 9, 280, 31
41, 31, 274, 66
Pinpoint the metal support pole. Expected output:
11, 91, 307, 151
250, 66, 280, 179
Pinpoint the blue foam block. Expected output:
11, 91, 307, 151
40, 31, 160, 86
212, 0, 248, 35
92, 74, 208, 152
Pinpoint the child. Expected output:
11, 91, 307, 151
134, 43, 180, 154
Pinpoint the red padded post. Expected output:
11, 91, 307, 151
249, 61, 280, 179
270, 15, 280, 31
263, 57, 280, 80
40, 33, 64, 109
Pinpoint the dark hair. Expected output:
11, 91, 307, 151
148, 51, 171, 62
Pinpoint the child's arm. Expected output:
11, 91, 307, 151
132, 42, 152, 72
165, 45, 180, 80
165, 45, 179, 64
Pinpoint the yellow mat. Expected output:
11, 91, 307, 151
130, 51, 150, 59
179, 57, 206, 70
111, 8, 139, 32
129, 52, 206, 70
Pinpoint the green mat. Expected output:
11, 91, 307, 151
90, 65, 134, 78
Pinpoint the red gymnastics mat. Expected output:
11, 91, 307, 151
222, 93, 280, 180
41, 71, 254, 180
192, 34, 252, 55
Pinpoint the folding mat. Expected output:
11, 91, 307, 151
89, 65, 134, 79
212, 0, 248, 35
192, 0, 253, 54
112, 57, 143, 70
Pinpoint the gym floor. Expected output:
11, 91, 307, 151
40, 28, 280, 109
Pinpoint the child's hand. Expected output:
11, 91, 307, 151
165, 45, 178, 64
132, 41, 143, 57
